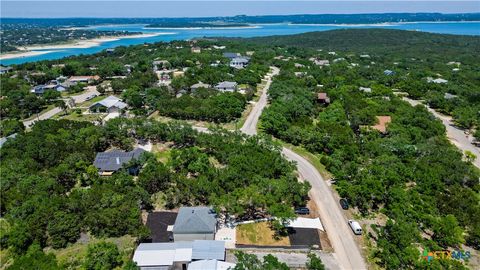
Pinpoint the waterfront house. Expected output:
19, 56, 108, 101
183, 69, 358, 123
214, 81, 237, 92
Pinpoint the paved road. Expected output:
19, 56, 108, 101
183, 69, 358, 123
282, 148, 367, 270
23, 86, 99, 128
238, 67, 367, 270
240, 66, 279, 135
403, 97, 480, 169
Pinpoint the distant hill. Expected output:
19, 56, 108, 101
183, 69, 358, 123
240, 28, 480, 58
2, 13, 480, 27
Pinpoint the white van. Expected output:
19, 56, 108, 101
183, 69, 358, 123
348, 220, 362, 235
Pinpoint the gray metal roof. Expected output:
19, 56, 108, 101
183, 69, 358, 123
173, 207, 216, 234
223, 52, 239, 59
93, 148, 145, 172
230, 57, 249, 63
192, 240, 226, 261
214, 81, 237, 89
0, 133, 17, 148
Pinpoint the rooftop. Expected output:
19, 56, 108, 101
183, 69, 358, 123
173, 207, 217, 234
371, 116, 392, 133
93, 148, 145, 172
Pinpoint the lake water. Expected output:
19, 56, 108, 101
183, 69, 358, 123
2, 22, 479, 65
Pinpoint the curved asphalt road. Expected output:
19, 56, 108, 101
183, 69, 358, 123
403, 97, 480, 169
239, 66, 367, 270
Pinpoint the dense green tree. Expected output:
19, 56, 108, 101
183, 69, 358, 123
82, 241, 122, 270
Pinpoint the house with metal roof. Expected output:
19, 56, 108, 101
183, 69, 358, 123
89, 96, 127, 113
0, 133, 17, 149
214, 81, 237, 92
223, 52, 240, 59
190, 82, 211, 91
229, 57, 249, 69
93, 148, 145, 176
133, 240, 226, 270
188, 260, 235, 270
173, 207, 217, 241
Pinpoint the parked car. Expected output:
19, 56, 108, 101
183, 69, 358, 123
348, 220, 362, 235
85, 94, 97, 101
294, 207, 310, 215
339, 198, 349, 210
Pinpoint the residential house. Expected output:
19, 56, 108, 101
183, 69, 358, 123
191, 47, 201, 53
173, 71, 185, 77
444, 93, 458, 100
359, 87, 372, 93
310, 58, 330, 67
190, 82, 211, 91
188, 260, 235, 270
229, 57, 249, 69
427, 77, 448, 84
133, 240, 226, 270
31, 84, 67, 95
214, 81, 237, 92
68, 75, 100, 84
106, 48, 115, 53
173, 207, 217, 242
317, 92, 330, 104
360, 54, 371, 58
371, 116, 392, 134
89, 95, 127, 113
153, 60, 170, 71
223, 52, 240, 59
294, 63, 305, 68
384, 69, 395, 76
93, 148, 145, 176
212, 45, 226, 50
0, 66, 12, 75
0, 133, 17, 148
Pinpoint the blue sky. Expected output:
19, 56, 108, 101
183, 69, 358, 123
2, 1, 479, 18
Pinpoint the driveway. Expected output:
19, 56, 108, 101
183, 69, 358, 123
403, 97, 480, 169
22, 86, 100, 128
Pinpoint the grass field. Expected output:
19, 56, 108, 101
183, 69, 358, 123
236, 222, 290, 246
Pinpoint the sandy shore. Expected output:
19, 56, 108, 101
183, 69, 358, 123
0, 50, 57, 60
16, 33, 165, 51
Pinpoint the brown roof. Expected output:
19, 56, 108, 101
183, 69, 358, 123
371, 116, 392, 133
317, 92, 328, 100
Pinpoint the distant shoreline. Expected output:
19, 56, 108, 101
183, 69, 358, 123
144, 25, 260, 30
0, 33, 167, 61
0, 50, 57, 60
